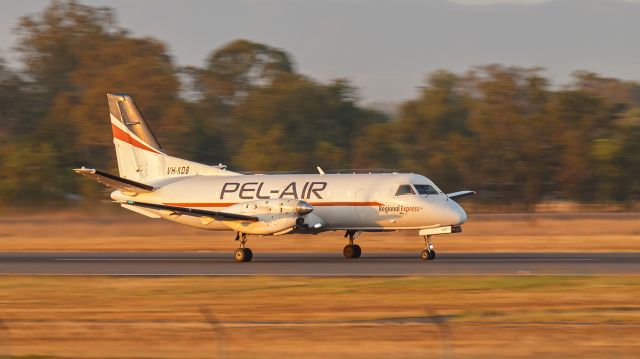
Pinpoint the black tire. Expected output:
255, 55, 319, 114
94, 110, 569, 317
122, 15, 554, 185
353, 244, 362, 258
429, 250, 437, 260
343, 244, 355, 259
420, 249, 430, 261
234, 248, 246, 262
243, 248, 253, 262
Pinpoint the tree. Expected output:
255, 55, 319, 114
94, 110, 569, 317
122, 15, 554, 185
394, 70, 470, 191
571, 71, 640, 109
0, 142, 63, 205
231, 75, 385, 171
351, 122, 400, 170
459, 65, 552, 206
591, 107, 640, 202
547, 90, 608, 201
0, 57, 35, 140
11, 0, 185, 202
4, 1, 640, 208
196, 39, 294, 107
182, 40, 297, 166
14, 0, 121, 103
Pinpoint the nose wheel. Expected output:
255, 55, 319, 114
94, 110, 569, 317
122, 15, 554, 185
421, 235, 436, 261
234, 233, 253, 262
420, 248, 436, 260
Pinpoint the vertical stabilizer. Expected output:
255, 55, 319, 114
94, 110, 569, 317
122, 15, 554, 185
107, 93, 239, 182
108, 93, 164, 181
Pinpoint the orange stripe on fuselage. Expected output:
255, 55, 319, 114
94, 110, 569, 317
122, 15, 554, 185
164, 202, 237, 207
111, 123, 160, 154
164, 201, 383, 208
312, 202, 383, 207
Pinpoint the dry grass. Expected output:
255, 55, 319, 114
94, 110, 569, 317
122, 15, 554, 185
0, 276, 639, 358
1, 211, 639, 252
3, 212, 639, 358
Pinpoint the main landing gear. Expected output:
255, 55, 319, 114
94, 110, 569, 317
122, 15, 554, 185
420, 235, 436, 261
343, 230, 362, 259
234, 232, 253, 262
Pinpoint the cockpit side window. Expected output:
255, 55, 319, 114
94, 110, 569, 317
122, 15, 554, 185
395, 184, 415, 196
414, 184, 439, 195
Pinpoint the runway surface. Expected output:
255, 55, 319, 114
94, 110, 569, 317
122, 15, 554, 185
1, 252, 639, 276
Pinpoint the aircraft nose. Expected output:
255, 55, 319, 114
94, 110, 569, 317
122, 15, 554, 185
444, 200, 467, 225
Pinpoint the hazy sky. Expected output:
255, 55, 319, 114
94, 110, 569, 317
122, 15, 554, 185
1, 0, 639, 102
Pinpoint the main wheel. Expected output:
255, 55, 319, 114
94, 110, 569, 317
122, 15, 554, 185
233, 248, 248, 262
243, 248, 253, 262
343, 244, 356, 259
429, 249, 436, 260
353, 244, 362, 258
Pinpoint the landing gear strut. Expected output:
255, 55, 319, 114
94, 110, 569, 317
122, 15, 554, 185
234, 232, 253, 262
343, 230, 362, 259
420, 235, 436, 261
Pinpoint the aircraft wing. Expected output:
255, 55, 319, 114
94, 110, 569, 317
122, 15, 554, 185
446, 190, 477, 200
123, 200, 259, 222
74, 167, 155, 194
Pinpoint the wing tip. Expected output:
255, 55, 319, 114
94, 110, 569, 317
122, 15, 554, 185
73, 167, 96, 174
447, 190, 477, 199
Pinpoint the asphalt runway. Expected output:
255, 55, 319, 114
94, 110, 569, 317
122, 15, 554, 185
0, 252, 639, 276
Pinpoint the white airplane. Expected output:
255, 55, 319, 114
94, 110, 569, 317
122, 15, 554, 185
75, 94, 475, 262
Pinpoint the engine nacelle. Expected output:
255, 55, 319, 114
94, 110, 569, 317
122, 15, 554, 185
221, 199, 314, 235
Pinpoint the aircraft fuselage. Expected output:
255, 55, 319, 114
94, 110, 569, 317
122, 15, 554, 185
111, 172, 468, 232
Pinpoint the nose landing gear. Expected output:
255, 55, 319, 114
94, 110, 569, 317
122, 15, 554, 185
343, 230, 362, 259
234, 232, 253, 262
420, 235, 436, 261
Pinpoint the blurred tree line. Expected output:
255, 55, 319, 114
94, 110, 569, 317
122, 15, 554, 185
0, 1, 639, 208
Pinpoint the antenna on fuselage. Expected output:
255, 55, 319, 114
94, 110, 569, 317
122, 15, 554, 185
316, 166, 325, 175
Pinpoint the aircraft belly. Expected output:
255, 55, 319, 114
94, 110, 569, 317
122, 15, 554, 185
314, 207, 351, 228
161, 212, 229, 230
315, 205, 384, 229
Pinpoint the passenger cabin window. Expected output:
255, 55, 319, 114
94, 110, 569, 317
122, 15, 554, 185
414, 184, 439, 195
395, 185, 415, 196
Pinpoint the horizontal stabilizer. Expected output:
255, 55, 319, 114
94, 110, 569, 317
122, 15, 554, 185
73, 167, 155, 194
446, 190, 477, 200
122, 200, 259, 222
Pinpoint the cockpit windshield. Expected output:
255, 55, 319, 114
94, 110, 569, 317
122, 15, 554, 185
414, 184, 439, 195
395, 185, 415, 196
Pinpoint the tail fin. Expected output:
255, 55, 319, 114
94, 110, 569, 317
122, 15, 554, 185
107, 93, 238, 182
108, 93, 164, 181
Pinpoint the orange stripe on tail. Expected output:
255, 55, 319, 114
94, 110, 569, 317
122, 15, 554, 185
111, 123, 160, 154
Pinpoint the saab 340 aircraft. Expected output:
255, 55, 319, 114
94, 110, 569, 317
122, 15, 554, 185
75, 94, 475, 262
